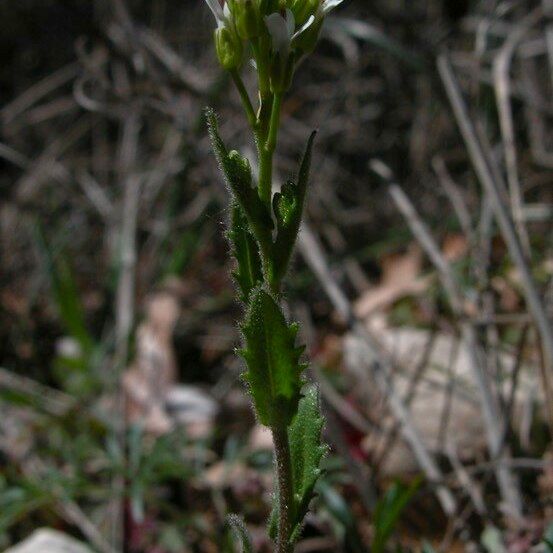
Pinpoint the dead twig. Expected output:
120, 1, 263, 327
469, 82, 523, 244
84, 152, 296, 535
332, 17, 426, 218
0, 367, 74, 416
298, 224, 458, 518
438, 54, 553, 437
372, 159, 523, 519
492, 6, 542, 252
110, 105, 142, 552
1, 63, 79, 125
23, 457, 117, 553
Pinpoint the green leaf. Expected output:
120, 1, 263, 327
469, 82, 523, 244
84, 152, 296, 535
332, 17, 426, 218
372, 479, 420, 553
317, 480, 365, 553
159, 525, 187, 553
288, 385, 327, 542
239, 287, 306, 428
544, 523, 553, 552
164, 227, 201, 277
0, 477, 51, 534
268, 503, 278, 541
205, 108, 273, 258
225, 514, 253, 553
272, 131, 316, 283
227, 203, 263, 303
34, 224, 94, 356
421, 541, 437, 553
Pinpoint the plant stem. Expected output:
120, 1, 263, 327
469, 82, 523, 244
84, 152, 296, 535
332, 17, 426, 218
239, 54, 291, 550
231, 70, 257, 130
272, 426, 295, 553
258, 140, 274, 206
258, 93, 282, 206
266, 92, 282, 154
251, 39, 271, 101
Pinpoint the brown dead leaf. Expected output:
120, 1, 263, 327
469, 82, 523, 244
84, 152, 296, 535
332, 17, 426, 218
202, 461, 252, 489
442, 233, 468, 262
123, 286, 182, 435
354, 244, 429, 318
123, 369, 172, 435
491, 276, 521, 312
381, 243, 422, 288
1, 289, 28, 316
315, 334, 343, 368
248, 424, 274, 451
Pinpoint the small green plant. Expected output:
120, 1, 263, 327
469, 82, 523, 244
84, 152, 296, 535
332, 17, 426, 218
203, 0, 343, 551
371, 479, 420, 553
544, 521, 553, 552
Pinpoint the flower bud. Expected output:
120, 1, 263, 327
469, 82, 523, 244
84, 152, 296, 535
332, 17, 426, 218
215, 26, 243, 70
287, 0, 320, 26
259, 0, 280, 15
232, 0, 260, 39
269, 52, 294, 93
292, 13, 322, 54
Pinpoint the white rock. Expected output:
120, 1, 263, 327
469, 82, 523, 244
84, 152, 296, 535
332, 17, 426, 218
343, 327, 542, 475
166, 385, 218, 423
5, 529, 92, 553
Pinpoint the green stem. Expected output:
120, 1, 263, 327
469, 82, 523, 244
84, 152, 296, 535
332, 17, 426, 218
230, 70, 257, 130
251, 39, 271, 102
258, 142, 273, 207
272, 426, 295, 553
266, 92, 282, 155
257, 93, 282, 207
236, 52, 292, 550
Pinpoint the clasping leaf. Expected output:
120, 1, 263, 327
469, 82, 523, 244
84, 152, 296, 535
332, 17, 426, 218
239, 287, 306, 428
225, 514, 253, 553
228, 203, 264, 303
272, 130, 316, 283
206, 108, 273, 258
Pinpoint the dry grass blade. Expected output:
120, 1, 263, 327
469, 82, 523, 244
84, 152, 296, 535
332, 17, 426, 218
373, 159, 523, 519
492, 7, 542, 253
298, 223, 458, 517
438, 54, 553, 437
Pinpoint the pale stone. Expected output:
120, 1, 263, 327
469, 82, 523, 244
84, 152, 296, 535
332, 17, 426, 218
5, 529, 92, 553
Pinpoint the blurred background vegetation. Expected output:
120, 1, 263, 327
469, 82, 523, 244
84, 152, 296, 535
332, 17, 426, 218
1, 0, 552, 552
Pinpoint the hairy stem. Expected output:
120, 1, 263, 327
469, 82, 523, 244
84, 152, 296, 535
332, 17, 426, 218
272, 426, 295, 553
231, 62, 293, 552
260, 90, 293, 550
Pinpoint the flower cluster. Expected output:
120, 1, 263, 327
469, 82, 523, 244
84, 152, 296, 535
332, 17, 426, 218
205, 0, 344, 91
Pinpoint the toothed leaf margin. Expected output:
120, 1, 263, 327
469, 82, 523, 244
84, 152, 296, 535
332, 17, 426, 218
205, 108, 273, 258
239, 287, 306, 428
227, 203, 263, 303
272, 130, 316, 282
225, 514, 253, 553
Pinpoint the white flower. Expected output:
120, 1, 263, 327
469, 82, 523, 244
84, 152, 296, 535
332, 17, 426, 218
204, 0, 232, 28
321, 0, 344, 15
264, 8, 315, 55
